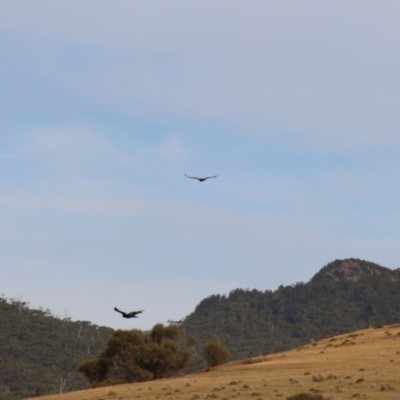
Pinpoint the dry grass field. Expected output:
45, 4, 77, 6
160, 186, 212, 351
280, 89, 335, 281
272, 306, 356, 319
28, 324, 400, 400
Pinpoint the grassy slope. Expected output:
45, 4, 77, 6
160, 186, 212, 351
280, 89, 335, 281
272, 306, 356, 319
28, 324, 400, 400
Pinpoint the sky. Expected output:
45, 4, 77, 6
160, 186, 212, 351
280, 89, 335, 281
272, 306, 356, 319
1, 1, 400, 330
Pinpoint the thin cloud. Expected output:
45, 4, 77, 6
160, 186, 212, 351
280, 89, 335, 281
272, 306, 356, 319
23, 128, 131, 167
2, 2, 400, 151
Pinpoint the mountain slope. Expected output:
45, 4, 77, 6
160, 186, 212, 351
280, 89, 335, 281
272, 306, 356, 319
0, 297, 114, 400
180, 258, 400, 369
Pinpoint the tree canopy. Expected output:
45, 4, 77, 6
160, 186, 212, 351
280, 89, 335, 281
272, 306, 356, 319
79, 323, 192, 386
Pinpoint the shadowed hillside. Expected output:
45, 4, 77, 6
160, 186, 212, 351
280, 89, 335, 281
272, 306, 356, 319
180, 259, 400, 370
0, 297, 113, 400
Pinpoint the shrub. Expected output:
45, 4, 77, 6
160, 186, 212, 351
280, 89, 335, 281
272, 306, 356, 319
312, 374, 325, 382
202, 337, 229, 368
326, 373, 339, 380
286, 393, 324, 400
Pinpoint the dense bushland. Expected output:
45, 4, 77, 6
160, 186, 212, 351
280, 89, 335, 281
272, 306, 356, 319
0, 297, 113, 400
181, 259, 400, 370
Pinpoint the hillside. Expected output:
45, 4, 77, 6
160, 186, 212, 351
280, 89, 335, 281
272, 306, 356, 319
0, 297, 114, 400
2, 258, 400, 399
26, 323, 400, 400
180, 258, 400, 370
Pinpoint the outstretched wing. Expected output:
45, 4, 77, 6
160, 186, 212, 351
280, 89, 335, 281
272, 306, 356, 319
185, 173, 218, 181
127, 310, 144, 318
184, 173, 200, 180
114, 307, 124, 314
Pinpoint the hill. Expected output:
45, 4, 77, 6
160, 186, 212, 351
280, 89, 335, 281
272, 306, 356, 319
2, 258, 400, 399
180, 258, 400, 370
0, 297, 113, 400
26, 323, 400, 400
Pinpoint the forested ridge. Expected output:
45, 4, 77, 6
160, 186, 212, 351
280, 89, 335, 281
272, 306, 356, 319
180, 258, 400, 370
0, 297, 113, 400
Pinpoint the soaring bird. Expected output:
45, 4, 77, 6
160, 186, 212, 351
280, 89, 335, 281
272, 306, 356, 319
114, 307, 144, 319
185, 173, 218, 182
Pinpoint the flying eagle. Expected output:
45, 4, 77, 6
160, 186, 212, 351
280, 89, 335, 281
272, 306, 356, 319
184, 173, 218, 182
114, 307, 144, 319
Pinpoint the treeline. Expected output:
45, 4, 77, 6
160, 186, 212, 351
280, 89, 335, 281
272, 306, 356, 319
0, 297, 113, 400
78, 324, 229, 387
180, 259, 400, 371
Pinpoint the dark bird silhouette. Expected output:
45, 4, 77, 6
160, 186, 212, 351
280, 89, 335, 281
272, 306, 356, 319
114, 307, 144, 319
185, 173, 218, 182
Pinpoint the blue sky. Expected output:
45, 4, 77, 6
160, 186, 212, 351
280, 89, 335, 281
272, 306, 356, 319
1, 1, 400, 330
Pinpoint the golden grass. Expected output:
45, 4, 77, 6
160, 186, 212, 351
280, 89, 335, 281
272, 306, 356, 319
28, 324, 400, 400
